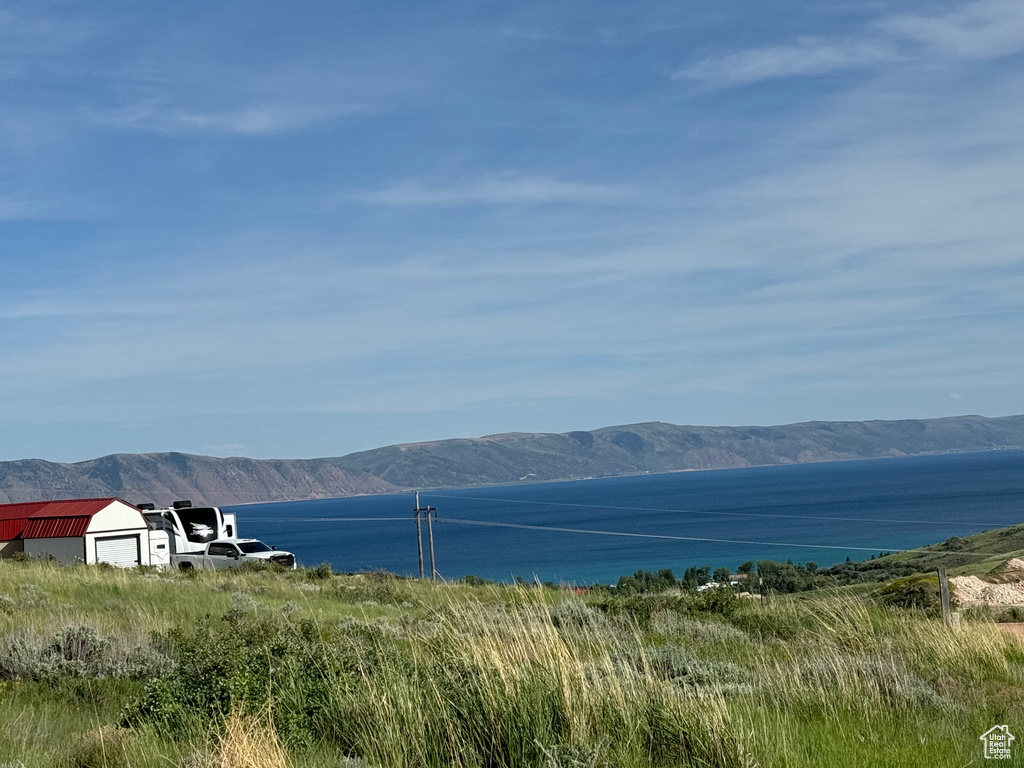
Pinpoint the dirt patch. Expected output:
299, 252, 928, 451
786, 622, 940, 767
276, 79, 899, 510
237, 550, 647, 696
998, 624, 1024, 642
951, 575, 1024, 606
1004, 558, 1024, 572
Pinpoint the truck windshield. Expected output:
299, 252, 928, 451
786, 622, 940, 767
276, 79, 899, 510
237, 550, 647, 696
237, 541, 273, 553
176, 508, 220, 543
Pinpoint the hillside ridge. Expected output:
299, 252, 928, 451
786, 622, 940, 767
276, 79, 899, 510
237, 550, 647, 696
0, 414, 1019, 505
332, 414, 1023, 490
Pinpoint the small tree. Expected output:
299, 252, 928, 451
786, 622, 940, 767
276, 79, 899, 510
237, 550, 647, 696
713, 566, 731, 584
680, 566, 711, 591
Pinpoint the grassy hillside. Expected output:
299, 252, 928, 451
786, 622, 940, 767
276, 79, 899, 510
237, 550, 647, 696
1, 560, 1023, 768
820, 523, 1024, 586
887, 524, 1024, 575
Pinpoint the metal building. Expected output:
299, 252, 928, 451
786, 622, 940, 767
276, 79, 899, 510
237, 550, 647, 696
0, 498, 153, 567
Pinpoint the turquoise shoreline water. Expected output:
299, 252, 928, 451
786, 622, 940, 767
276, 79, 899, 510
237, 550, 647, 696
227, 450, 1024, 584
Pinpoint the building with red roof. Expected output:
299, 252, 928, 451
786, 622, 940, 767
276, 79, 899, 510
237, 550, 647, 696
0, 498, 154, 567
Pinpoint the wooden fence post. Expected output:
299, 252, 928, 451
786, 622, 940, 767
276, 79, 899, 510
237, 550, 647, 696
938, 568, 951, 624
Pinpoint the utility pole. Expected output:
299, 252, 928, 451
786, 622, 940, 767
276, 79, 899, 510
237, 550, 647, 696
413, 492, 436, 581
426, 506, 437, 581
938, 567, 951, 624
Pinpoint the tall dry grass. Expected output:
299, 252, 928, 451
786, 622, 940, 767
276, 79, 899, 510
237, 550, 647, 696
207, 711, 292, 768
4, 562, 1024, 768
320, 589, 750, 768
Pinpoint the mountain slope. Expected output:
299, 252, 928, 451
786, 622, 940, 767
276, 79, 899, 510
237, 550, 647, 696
1, 415, 1019, 505
0, 453, 397, 506
333, 414, 1023, 489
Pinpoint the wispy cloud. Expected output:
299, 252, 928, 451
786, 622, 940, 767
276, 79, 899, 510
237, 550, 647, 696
348, 172, 635, 206
0, 196, 54, 221
85, 100, 366, 136
676, 38, 898, 86
0, 4, 100, 81
881, 0, 1024, 59
676, 0, 1024, 87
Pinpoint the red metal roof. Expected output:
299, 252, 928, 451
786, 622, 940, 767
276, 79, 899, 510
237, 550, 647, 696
27, 498, 120, 518
0, 498, 140, 541
0, 519, 26, 540
0, 502, 49, 521
0, 498, 123, 517
23, 516, 91, 538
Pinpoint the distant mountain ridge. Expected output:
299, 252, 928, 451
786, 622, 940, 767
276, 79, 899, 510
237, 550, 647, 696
0, 453, 397, 506
332, 415, 1024, 489
0, 415, 1020, 506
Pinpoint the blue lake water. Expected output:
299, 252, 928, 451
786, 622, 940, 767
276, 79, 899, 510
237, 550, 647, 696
226, 450, 1024, 584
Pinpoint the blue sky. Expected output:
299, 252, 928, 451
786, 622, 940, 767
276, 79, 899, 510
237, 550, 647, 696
1, 0, 1022, 462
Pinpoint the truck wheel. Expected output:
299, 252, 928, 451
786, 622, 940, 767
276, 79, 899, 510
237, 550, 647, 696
179, 562, 194, 571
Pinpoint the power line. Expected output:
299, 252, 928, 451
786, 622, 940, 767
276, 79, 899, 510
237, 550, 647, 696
439, 516, 906, 553
250, 517, 410, 522
437, 517, 1024, 559
239, 513, 1022, 561
424, 493, 1021, 528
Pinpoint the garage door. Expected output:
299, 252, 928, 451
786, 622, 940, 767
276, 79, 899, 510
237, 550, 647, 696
95, 535, 141, 567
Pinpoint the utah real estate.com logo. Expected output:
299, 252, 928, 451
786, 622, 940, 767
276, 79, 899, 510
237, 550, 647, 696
980, 725, 1015, 760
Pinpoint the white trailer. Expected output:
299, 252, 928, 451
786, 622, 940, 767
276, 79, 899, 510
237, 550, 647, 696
139, 500, 236, 556
138, 500, 294, 571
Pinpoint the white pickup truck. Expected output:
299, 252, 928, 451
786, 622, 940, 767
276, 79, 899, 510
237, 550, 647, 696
174, 539, 296, 571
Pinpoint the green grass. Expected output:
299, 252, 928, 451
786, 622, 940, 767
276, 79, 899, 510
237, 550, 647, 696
875, 523, 1024, 575
2, 560, 1023, 767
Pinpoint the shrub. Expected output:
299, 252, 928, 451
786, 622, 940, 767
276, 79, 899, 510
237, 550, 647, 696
0, 625, 169, 681
124, 612, 333, 746
229, 592, 261, 614
50, 625, 109, 666
615, 568, 678, 595
238, 560, 288, 574
70, 725, 136, 768
646, 643, 751, 694
17, 582, 47, 607
876, 575, 942, 611
548, 599, 607, 631
995, 606, 1024, 623
652, 614, 748, 646
691, 586, 740, 617
727, 607, 805, 640
305, 562, 333, 581
798, 654, 944, 709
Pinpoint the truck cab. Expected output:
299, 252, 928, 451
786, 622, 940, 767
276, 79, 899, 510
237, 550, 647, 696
177, 539, 296, 570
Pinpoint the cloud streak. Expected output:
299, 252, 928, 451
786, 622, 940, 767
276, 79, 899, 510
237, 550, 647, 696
348, 173, 635, 206
676, 38, 898, 86
676, 0, 1024, 87
85, 100, 368, 136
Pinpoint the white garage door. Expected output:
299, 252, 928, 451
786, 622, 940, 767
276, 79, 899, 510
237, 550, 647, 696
95, 535, 141, 567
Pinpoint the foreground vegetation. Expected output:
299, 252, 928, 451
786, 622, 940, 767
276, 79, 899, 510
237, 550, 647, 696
2, 559, 1022, 768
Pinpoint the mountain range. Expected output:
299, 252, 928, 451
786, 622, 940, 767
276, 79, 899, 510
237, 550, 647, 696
1, 414, 1020, 506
